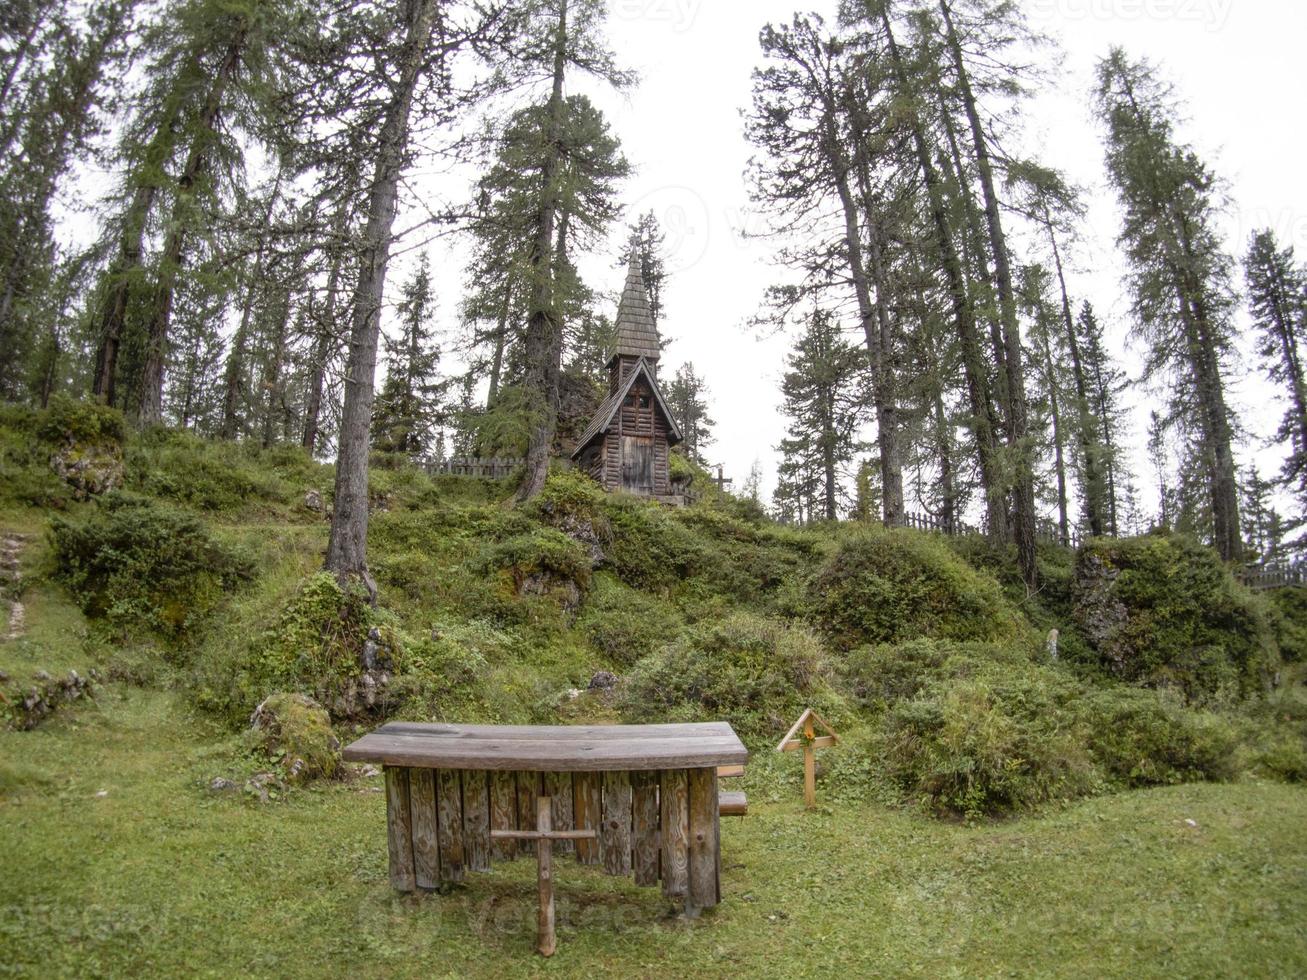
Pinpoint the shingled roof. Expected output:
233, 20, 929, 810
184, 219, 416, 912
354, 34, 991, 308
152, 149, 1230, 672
571, 357, 683, 458
609, 251, 662, 363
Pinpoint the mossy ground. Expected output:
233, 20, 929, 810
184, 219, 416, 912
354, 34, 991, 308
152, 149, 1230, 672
1, 686, 1305, 978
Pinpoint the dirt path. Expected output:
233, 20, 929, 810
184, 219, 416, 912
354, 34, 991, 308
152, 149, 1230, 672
1, 532, 28, 641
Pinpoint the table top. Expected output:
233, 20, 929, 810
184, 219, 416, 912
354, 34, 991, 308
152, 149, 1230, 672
342, 720, 749, 772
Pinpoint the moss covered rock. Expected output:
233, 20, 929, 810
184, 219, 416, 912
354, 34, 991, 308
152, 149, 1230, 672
39, 396, 125, 499
249, 693, 341, 783
1071, 534, 1279, 700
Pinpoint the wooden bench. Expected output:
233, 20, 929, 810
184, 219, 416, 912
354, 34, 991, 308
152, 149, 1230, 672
719, 790, 748, 816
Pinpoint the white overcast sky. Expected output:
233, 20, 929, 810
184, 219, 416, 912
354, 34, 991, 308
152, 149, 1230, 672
422, 0, 1304, 516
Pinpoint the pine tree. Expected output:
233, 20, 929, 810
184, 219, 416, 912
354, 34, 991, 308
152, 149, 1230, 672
1077, 302, 1130, 536
1095, 48, 1241, 560
777, 307, 868, 521
1244, 230, 1307, 500
665, 362, 715, 464
373, 254, 443, 459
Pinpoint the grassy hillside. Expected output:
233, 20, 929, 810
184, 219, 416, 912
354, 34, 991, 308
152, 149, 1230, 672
2, 400, 1306, 975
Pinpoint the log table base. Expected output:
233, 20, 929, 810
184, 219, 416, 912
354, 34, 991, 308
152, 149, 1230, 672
491, 796, 596, 956
343, 721, 748, 949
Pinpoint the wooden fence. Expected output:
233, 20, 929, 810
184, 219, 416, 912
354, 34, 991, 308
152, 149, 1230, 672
427, 457, 524, 479
895, 511, 1081, 549
1237, 562, 1307, 592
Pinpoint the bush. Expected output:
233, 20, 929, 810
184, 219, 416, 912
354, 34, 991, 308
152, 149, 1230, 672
36, 395, 126, 447
1267, 588, 1307, 662
576, 574, 685, 668
809, 529, 1025, 650
479, 529, 594, 593
620, 612, 839, 740
1072, 534, 1279, 700
1077, 687, 1239, 786
125, 430, 293, 513
49, 493, 253, 638
880, 669, 1098, 819
603, 498, 713, 592
840, 638, 1034, 710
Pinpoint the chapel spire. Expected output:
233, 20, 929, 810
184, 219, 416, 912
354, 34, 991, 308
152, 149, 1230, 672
609, 240, 661, 366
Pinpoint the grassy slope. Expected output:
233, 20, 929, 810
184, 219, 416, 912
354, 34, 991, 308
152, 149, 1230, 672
2, 686, 1304, 979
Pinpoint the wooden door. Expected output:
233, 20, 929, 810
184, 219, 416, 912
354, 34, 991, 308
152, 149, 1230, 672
621, 436, 653, 493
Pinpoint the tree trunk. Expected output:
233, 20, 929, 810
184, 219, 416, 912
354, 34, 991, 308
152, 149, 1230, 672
486, 284, 511, 407
939, 0, 1037, 588
91, 181, 158, 405
325, 0, 442, 594
302, 205, 351, 454
138, 29, 247, 426
839, 96, 904, 526
516, 0, 569, 503
1036, 317, 1069, 544
221, 170, 284, 439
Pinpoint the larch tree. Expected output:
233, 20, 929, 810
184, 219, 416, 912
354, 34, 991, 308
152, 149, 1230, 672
324, 0, 516, 596
1095, 48, 1242, 561
745, 14, 904, 527
1244, 230, 1307, 501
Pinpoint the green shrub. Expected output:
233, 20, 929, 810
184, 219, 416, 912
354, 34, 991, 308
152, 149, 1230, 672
620, 612, 839, 740
840, 638, 1034, 710
479, 529, 593, 592
1250, 734, 1307, 782
880, 669, 1099, 819
49, 493, 253, 638
36, 395, 126, 447
1077, 687, 1239, 786
576, 574, 685, 667
125, 430, 291, 513
1266, 588, 1307, 662
603, 497, 713, 592
1072, 534, 1279, 700
809, 529, 1025, 650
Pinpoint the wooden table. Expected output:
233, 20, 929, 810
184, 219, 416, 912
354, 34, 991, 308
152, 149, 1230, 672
342, 721, 749, 914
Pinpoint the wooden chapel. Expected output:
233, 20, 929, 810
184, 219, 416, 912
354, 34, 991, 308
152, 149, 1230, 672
571, 252, 684, 499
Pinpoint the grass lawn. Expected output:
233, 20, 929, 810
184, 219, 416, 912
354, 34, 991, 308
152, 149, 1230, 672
2, 686, 1305, 979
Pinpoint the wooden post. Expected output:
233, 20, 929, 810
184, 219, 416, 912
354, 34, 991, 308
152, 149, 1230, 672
491, 796, 597, 958
384, 767, 416, 892
776, 708, 839, 809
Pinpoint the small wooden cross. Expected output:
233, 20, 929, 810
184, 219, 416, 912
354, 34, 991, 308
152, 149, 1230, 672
776, 708, 839, 808
490, 795, 596, 957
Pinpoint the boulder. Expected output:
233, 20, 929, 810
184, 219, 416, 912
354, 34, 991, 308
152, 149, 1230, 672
49, 440, 123, 499
249, 693, 341, 783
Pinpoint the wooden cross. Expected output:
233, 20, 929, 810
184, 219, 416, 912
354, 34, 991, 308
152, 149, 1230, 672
714, 464, 734, 492
776, 708, 839, 808
490, 795, 596, 957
